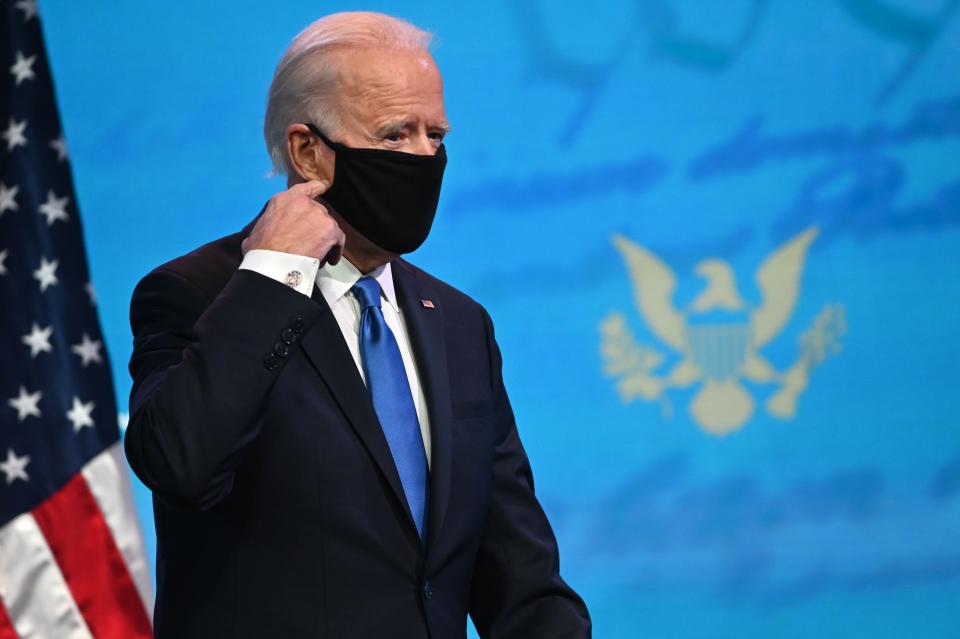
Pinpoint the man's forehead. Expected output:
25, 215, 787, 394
330, 47, 446, 128
332, 46, 440, 85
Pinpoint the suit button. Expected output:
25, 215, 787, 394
263, 352, 280, 370
281, 329, 297, 345
290, 317, 304, 334
423, 581, 432, 601
274, 341, 289, 358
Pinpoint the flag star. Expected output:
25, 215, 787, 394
66, 396, 95, 432
0, 182, 18, 215
15, 0, 38, 21
85, 281, 97, 305
49, 135, 68, 161
33, 257, 58, 291
8, 386, 42, 421
3, 118, 27, 151
9, 51, 37, 86
0, 249, 7, 276
21, 322, 53, 358
38, 190, 69, 226
0, 449, 31, 485
71, 333, 103, 367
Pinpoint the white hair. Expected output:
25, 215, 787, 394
264, 12, 433, 175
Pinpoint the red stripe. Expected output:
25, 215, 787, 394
32, 473, 151, 639
0, 597, 19, 639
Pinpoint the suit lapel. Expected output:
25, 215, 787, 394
298, 285, 419, 536
239, 211, 418, 539
392, 260, 453, 550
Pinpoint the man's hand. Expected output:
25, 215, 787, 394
241, 180, 346, 265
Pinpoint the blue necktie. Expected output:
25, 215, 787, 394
352, 276, 429, 538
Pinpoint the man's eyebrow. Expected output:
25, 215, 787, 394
373, 120, 452, 137
374, 121, 408, 137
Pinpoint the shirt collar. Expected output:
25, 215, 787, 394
316, 258, 398, 312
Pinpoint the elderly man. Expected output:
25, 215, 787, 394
125, 11, 590, 638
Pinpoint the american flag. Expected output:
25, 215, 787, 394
0, 2, 152, 637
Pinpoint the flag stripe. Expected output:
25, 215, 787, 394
32, 474, 152, 639
0, 513, 93, 639
2, 4, 153, 633
81, 443, 154, 617
0, 597, 20, 639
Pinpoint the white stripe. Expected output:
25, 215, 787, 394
0, 513, 94, 639
81, 442, 154, 617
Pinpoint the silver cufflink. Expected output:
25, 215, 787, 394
285, 270, 303, 288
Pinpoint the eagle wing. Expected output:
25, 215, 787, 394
612, 234, 687, 353
750, 227, 819, 348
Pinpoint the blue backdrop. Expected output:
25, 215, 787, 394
41, 1, 960, 636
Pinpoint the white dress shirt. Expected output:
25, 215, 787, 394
239, 249, 431, 466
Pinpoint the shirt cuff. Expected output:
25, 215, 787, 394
239, 249, 320, 298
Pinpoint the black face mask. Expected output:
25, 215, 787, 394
306, 123, 447, 254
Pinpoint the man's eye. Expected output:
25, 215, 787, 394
384, 133, 403, 142
429, 131, 446, 141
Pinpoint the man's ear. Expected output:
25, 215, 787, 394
285, 123, 335, 184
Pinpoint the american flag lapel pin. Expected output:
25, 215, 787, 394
420, 298, 435, 309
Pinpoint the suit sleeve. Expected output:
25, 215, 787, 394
469, 308, 592, 638
124, 266, 322, 510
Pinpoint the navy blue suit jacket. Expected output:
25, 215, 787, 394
124, 216, 591, 638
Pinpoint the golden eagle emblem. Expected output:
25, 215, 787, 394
601, 227, 845, 435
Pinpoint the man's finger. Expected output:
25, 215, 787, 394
324, 231, 346, 265
288, 179, 330, 199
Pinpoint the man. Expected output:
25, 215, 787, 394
124, 12, 590, 638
